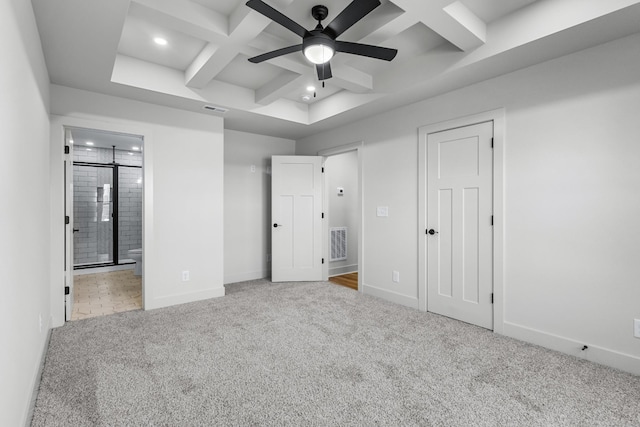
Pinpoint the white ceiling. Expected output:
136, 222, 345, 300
67, 128, 144, 152
32, 0, 640, 140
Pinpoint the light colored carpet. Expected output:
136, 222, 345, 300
32, 279, 640, 426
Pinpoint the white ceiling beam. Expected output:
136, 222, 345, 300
357, 12, 418, 46
185, 43, 239, 89
390, 0, 486, 51
331, 64, 373, 93
255, 72, 308, 105
185, 0, 295, 89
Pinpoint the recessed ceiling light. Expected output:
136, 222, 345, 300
132, 146, 140, 151
302, 95, 311, 101
85, 141, 94, 146
306, 85, 316, 92
86, 148, 92, 151
128, 152, 134, 155
153, 37, 168, 46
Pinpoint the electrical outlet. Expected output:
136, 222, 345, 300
377, 206, 389, 217
634, 319, 640, 338
182, 271, 190, 282
250, 164, 256, 173
392, 270, 400, 283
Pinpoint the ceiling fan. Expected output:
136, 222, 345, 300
246, 0, 398, 81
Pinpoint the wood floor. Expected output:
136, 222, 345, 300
329, 272, 358, 290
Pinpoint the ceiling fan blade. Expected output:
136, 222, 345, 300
335, 41, 397, 61
316, 62, 332, 81
248, 44, 303, 63
246, 0, 310, 38
324, 0, 381, 39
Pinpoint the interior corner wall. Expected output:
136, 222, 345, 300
326, 151, 358, 275
49, 85, 225, 315
0, 1, 51, 425
224, 129, 295, 284
296, 32, 640, 374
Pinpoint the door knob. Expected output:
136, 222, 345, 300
73, 229, 80, 233
273, 223, 282, 228
427, 229, 438, 235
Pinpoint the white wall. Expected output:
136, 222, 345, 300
224, 130, 295, 283
0, 1, 51, 425
297, 33, 640, 374
50, 85, 225, 318
326, 151, 358, 275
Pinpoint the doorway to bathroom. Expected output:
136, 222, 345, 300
66, 126, 144, 320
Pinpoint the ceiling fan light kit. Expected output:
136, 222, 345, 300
246, 0, 397, 81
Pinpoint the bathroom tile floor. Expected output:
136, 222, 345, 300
71, 270, 142, 321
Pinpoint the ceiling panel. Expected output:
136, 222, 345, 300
460, 0, 539, 23
216, 54, 285, 90
118, 15, 207, 71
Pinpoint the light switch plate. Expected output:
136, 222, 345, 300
377, 206, 389, 217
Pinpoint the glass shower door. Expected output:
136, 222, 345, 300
73, 164, 114, 266
117, 166, 143, 263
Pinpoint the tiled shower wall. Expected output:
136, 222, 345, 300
73, 146, 142, 265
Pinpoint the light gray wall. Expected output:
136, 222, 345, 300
224, 129, 295, 284
50, 84, 225, 317
326, 151, 358, 275
297, 33, 640, 374
0, 1, 51, 425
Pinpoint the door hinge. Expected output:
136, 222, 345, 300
322, 258, 325, 264
321, 167, 324, 173
491, 293, 494, 304
491, 215, 494, 226
65, 145, 70, 154
65, 286, 70, 295
491, 138, 494, 148
322, 212, 324, 219
65, 215, 70, 225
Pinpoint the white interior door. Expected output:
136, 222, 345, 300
427, 121, 493, 329
272, 156, 323, 282
64, 142, 74, 321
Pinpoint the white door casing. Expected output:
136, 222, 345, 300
64, 140, 74, 321
271, 156, 324, 282
426, 121, 494, 329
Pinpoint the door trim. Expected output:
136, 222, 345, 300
418, 109, 505, 334
318, 142, 364, 292
50, 115, 150, 327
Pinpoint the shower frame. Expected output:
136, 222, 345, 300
73, 160, 142, 270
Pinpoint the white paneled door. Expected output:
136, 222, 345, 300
427, 121, 494, 329
271, 156, 323, 282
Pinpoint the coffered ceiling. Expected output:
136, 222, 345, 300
32, 0, 640, 139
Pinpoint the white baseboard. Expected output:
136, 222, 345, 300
329, 265, 358, 277
224, 270, 269, 285
502, 321, 640, 376
26, 328, 51, 426
146, 286, 226, 310
362, 284, 419, 310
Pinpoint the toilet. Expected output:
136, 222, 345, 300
128, 248, 143, 276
